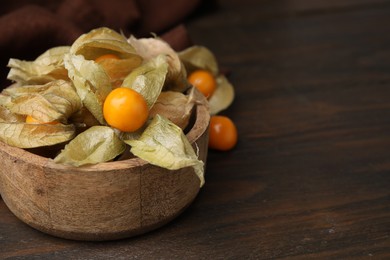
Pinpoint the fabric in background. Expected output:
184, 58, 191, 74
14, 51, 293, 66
0, 0, 216, 86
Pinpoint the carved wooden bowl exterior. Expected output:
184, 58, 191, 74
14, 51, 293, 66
0, 103, 209, 241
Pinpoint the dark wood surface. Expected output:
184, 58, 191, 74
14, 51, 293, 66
1, 0, 390, 258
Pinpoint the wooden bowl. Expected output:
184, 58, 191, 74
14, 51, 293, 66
0, 101, 209, 241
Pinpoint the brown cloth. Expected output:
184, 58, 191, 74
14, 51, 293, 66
0, 0, 214, 86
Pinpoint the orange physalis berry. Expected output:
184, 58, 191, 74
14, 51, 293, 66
103, 87, 149, 132
188, 69, 217, 99
208, 115, 238, 151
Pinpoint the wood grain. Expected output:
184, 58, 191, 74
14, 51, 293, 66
0, 100, 209, 242
1, 0, 390, 258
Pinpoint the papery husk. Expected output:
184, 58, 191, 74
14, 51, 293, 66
54, 125, 126, 166
35, 46, 70, 66
128, 35, 188, 92
7, 46, 70, 85
122, 54, 168, 109
149, 91, 195, 130
178, 45, 219, 76
125, 115, 204, 187
69, 27, 143, 89
96, 58, 142, 87
70, 27, 142, 62
0, 105, 25, 123
0, 122, 75, 148
69, 107, 101, 128
0, 80, 82, 123
209, 75, 235, 115
64, 54, 112, 124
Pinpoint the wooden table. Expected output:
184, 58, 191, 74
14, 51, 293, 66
1, 0, 390, 258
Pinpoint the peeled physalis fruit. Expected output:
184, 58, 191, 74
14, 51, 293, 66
208, 115, 238, 151
188, 69, 216, 99
103, 87, 149, 132
179, 45, 235, 115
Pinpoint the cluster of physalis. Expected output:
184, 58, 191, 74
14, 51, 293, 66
0, 27, 236, 187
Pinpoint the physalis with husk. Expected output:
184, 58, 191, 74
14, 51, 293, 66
180, 46, 238, 151
0, 27, 236, 187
